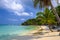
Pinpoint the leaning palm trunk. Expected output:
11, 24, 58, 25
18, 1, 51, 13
50, 1, 60, 24
48, 25, 53, 32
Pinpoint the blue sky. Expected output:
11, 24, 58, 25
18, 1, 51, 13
0, 0, 59, 25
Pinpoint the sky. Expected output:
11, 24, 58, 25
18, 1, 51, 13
0, 0, 59, 25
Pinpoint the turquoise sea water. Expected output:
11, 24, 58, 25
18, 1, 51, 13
0, 25, 37, 36
0, 25, 36, 40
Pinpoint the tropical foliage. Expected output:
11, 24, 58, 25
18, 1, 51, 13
22, 8, 57, 25
21, 8, 57, 32
56, 5, 60, 17
33, 0, 60, 24
56, 5, 60, 25
22, 18, 41, 25
36, 8, 57, 25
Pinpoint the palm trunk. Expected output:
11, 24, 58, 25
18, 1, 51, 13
59, 32, 60, 36
56, 0, 60, 5
49, 25, 53, 32
50, 1, 60, 24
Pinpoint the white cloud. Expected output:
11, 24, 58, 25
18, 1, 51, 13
52, 0, 57, 7
14, 11, 33, 16
30, 12, 33, 16
55, 0, 60, 3
20, 18, 25, 21
21, 12, 30, 16
59, 0, 60, 3
52, 0, 60, 7
0, 0, 23, 10
0, 0, 33, 16
14, 11, 30, 16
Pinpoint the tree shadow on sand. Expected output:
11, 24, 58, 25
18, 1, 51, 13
0, 33, 59, 40
0, 34, 41, 40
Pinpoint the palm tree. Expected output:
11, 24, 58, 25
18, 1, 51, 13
56, 5, 60, 17
33, 0, 60, 24
56, 5, 60, 25
36, 8, 57, 32
44, 8, 57, 32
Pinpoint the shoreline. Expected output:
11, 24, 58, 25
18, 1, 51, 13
23, 26, 60, 40
0, 26, 60, 40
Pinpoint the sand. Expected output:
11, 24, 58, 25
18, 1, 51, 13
32, 36, 60, 40
26, 26, 60, 40
2, 26, 60, 40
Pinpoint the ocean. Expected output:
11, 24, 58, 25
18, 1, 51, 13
0, 25, 37, 40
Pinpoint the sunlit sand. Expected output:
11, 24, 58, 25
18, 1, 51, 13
20, 26, 60, 40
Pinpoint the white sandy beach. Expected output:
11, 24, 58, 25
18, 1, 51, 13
11, 32, 60, 40
32, 36, 60, 40
1, 26, 60, 40
27, 26, 60, 40
13, 26, 60, 40
11, 31, 60, 40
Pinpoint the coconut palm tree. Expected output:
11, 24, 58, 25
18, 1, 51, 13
33, 0, 60, 24
56, 5, 60, 17
56, 5, 60, 25
36, 8, 57, 32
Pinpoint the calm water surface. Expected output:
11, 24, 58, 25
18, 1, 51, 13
0, 25, 37, 36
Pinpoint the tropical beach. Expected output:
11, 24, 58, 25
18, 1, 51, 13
0, 25, 60, 40
0, 0, 60, 40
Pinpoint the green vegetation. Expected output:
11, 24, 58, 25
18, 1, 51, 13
56, 5, 60, 25
36, 8, 57, 25
22, 8, 57, 25
22, 0, 60, 25
56, 5, 60, 17
33, 0, 60, 24
21, 0, 60, 32
22, 8, 57, 32
22, 18, 42, 25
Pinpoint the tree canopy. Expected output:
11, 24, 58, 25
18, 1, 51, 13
21, 8, 57, 25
